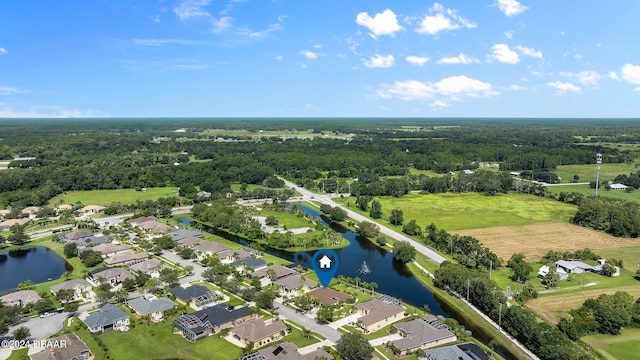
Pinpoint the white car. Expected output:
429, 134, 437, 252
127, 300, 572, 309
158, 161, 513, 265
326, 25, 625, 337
39, 312, 54, 318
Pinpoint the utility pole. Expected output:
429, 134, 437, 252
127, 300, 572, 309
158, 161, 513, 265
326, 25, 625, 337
499, 303, 502, 328
595, 153, 602, 197
489, 261, 492, 280
466, 280, 470, 302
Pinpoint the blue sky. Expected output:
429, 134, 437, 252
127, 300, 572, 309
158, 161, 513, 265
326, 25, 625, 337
1, 0, 640, 118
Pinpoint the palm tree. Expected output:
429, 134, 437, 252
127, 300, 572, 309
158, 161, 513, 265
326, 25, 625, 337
361, 281, 369, 294
354, 277, 361, 291
369, 282, 378, 295
337, 275, 346, 285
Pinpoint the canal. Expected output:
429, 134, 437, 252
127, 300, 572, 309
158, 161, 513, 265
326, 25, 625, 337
181, 205, 515, 359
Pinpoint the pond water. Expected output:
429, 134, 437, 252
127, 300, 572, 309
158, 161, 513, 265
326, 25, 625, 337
0, 246, 72, 292
180, 206, 515, 359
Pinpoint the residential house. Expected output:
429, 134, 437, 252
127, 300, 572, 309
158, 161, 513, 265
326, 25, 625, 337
232, 257, 268, 273
128, 297, 178, 322
168, 229, 202, 241
78, 205, 106, 215
104, 250, 149, 266
537, 265, 569, 281
422, 343, 489, 360
91, 244, 133, 258
309, 287, 350, 305
555, 260, 595, 274
219, 249, 250, 264
231, 319, 288, 350
173, 304, 255, 342
139, 220, 173, 233
0, 290, 41, 307
596, 259, 621, 277
50, 279, 95, 302
355, 299, 406, 333
170, 285, 219, 307
128, 216, 156, 226
74, 235, 112, 249
82, 304, 130, 333
0, 209, 10, 219
239, 342, 333, 360
58, 230, 94, 243
251, 265, 296, 287
21, 206, 42, 218
89, 267, 135, 287
0, 218, 31, 230
274, 275, 317, 295
54, 204, 74, 215
176, 236, 205, 249
30, 333, 92, 360
194, 241, 231, 261
129, 258, 164, 278
391, 315, 457, 355
610, 183, 629, 190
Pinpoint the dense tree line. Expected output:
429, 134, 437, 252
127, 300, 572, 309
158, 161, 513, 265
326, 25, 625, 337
434, 261, 589, 359
425, 223, 502, 270
571, 197, 640, 237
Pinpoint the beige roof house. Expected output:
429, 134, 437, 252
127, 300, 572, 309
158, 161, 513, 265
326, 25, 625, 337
274, 275, 317, 294
177, 236, 204, 248
0, 209, 10, 219
251, 264, 295, 281
355, 299, 406, 332
92, 243, 132, 257
129, 258, 164, 277
139, 221, 173, 233
55, 204, 74, 213
232, 319, 288, 350
30, 333, 92, 360
50, 279, 94, 302
0, 290, 41, 307
248, 342, 333, 360
21, 206, 42, 215
391, 315, 457, 355
104, 250, 149, 266
309, 287, 351, 305
0, 218, 31, 230
78, 204, 106, 214
90, 267, 135, 287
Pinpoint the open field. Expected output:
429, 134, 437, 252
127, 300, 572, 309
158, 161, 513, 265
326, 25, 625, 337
584, 328, 640, 360
456, 221, 639, 261
48, 187, 180, 206
555, 163, 638, 184
259, 209, 314, 229
546, 183, 640, 202
408, 168, 446, 177
598, 246, 640, 270
338, 192, 577, 231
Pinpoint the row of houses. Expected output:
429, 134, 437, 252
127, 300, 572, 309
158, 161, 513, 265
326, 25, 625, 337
0, 204, 107, 221
250, 265, 318, 295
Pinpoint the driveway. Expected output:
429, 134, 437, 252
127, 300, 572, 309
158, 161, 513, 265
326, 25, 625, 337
161, 251, 206, 284
274, 303, 341, 343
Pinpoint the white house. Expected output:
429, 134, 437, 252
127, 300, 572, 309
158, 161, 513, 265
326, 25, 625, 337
537, 265, 569, 280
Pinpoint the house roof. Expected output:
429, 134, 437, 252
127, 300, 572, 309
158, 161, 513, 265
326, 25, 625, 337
0, 218, 31, 228
355, 299, 405, 327
251, 265, 295, 280
21, 206, 41, 214
77, 235, 112, 247
168, 229, 203, 241
29, 333, 92, 360
83, 304, 128, 329
233, 319, 287, 343
275, 275, 317, 291
128, 216, 156, 225
60, 230, 94, 241
174, 304, 252, 335
55, 204, 73, 211
104, 250, 148, 266
90, 267, 135, 282
0, 290, 41, 306
423, 344, 475, 360
232, 257, 267, 271
50, 279, 92, 294
139, 221, 173, 233
556, 260, 594, 271
177, 236, 205, 248
309, 287, 350, 305
256, 342, 333, 360
195, 241, 230, 254
92, 243, 132, 255
392, 316, 455, 351
128, 297, 177, 316
170, 285, 218, 302
79, 205, 106, 212
129, 258, 163, 273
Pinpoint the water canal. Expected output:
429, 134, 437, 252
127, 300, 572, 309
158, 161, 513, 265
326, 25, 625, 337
181, 205, 515, 359
0, 246, 72, 292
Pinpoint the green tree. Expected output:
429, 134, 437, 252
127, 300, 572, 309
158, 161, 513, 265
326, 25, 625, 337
542, 266, 560, 288
356, 195, 371, 211
336, 332, 374, 360
56, 288, 75, 303
17, 280, 34, 290
13, 326, 30, 341
159, 268, 180, 287
265, 215, 278, 225
369, 200, 382, 219
507, 253, 533, 282
177, 247, 196, 259
316, 304, 334, 323
250, 276, 262, 290
8, 224, 28, 245
63, 243, 78, 258
389, 209, 404, 226
375, 234, 386, 246
402, 219, 421, 236
356, 221, 379, 239
392, 241, 416, 263
255, 288, 276, 309
34, 298, 54, 314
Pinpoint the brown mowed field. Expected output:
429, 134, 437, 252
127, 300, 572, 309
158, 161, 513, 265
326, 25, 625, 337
455, 221, 639, 261
526, 285, 640, 324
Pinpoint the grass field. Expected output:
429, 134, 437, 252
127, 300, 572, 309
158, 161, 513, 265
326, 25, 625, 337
583, 328, 640, 360
546, 183, 640, 202
48, 187, 180, 206
337, 192, 577, 231
598, 246, 640, 270
455, 221, 639, 261
555, 163, 638, 184
258, 209, 314, 229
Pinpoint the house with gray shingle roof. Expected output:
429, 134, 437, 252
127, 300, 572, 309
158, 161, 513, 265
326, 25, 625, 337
274, 275, 317, 295
170, 285, 219, 307
232, 319, 287, 350
0, 290, 41, 307
50, 279, 95, 302
355, 299, 406, 333
129, 258, 164, 278
29, 333, 93, 360
128, 297, 177, 322
391, 315, 457, 355
83, 304, 129, 333
168, 229, 202, 241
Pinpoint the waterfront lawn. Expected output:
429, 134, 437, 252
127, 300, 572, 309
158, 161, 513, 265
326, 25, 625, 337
48, 187, 180, 206
555, 163, 637, 184
74, 318, 243, 360
258, 209, 314, 229
335, 192, 577, 231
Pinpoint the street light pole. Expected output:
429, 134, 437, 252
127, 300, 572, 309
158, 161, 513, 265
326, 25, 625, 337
595, 153, 602, 197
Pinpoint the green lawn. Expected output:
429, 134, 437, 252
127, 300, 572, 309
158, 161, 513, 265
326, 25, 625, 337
555, 163, 638, 184
48, 187, 180, 206
335, 192, 577, 231
258, 209, 314, 229
583, 328, 640, 360
598, 246, 640, 271
280, 324, 322, 347
6, 348, 28, 360
546, 183, 640, 202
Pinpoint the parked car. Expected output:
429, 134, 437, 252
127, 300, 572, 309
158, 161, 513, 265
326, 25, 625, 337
39, 312, 54, 318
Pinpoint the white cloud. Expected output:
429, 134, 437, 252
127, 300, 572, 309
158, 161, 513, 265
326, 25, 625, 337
300, 49, 318, 60
0, 48, 6, 54
131, 39, 195, 47
506, 84, 527, 91
504, 31, 513, 39
406, 55, 429, 66
416, 3, 476, 36
547, 81, 581, 94
621, 64, 640, 85
0, 87, 26, 95
149, 14, 160, 23
364, 54, 394, 68
275, 55, 283, 61
515, 45, 543, 59
430, 100, 450, 109
437, 53, 479, 64
213, 17, 233, 33
237, 23, 282, 39
174, 0, 211, 20
561, 70, 602, 86
488, 44, 520, 64
495, 0, 528, 17
609, 71, 619, 80
377, 75, 497, 105
0, 104, 107, 118
356, 9, 403, 38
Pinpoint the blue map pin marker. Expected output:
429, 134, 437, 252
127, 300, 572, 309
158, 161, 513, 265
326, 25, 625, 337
312, 248, 339, 288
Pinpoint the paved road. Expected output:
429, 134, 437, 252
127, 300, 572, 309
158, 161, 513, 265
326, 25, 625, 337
275, 303, 341, 343
160, 251, 206, 284
280, 178, 446, 265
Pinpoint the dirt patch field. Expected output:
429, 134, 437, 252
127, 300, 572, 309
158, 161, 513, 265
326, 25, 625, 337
526, 285, 640, 324
455, 221, 639, 261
